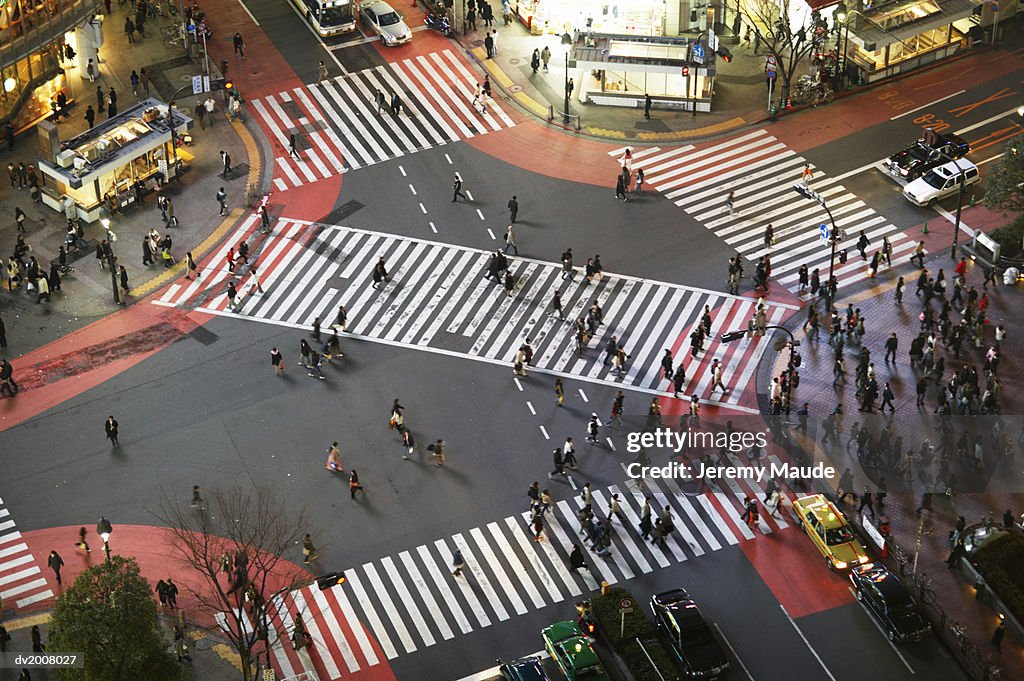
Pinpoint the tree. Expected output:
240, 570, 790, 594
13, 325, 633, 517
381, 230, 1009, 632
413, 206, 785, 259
156, 484, 313, 681
49, 556, 178, 681
743, 0, 831, 107
982, 137, 1024, 257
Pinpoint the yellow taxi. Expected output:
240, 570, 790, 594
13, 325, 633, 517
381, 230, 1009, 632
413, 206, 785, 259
792, 494, 871, 571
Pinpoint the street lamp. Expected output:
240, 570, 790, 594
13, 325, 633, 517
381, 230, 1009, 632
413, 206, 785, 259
793, 183, 841, 312
722, 324, 800, 414
96, 517, 113, 562
100, 218, 120, 305
922, 132, 970, 259
561, 32, 573, 125
834, 3, 850, 90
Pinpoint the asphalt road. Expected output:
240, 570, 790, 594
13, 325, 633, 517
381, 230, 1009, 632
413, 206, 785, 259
6, 13, 1022, 681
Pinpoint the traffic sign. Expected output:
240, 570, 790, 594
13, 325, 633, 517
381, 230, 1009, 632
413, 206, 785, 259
692, 43, 705, 64
766, 54, 778, 69
619, 598, 634, 611
191, 75, 204, 95
766, 69, 777, 79
819, 223, 829, 241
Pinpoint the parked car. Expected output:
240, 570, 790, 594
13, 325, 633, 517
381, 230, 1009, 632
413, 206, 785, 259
499, 655, 550, 681
902, 159, 981, 207
886, 132, 969, 181
651, 589, 730, 679
849, 563, 931, 643
359, 0, 412, 45
792, 494, 871, 570
541, 620, 610, 681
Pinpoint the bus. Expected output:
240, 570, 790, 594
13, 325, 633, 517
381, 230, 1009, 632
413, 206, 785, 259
290, 0, 356, 37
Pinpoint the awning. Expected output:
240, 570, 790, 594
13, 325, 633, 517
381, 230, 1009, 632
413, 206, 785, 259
852, 0, 977, 47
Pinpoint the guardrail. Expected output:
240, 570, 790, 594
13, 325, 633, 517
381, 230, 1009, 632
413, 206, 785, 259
547, 106, 582, 131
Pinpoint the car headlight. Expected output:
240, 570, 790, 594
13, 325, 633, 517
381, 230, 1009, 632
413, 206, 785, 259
834, 560, 847, 569
858, 555, 869, 563
900, 168, 908, 176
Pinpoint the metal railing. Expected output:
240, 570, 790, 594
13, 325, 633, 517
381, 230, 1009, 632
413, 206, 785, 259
547, 106, 582, 130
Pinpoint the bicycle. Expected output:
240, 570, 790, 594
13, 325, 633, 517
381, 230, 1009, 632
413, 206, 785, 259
914, 571, 937, 605
890, 542, 910, 576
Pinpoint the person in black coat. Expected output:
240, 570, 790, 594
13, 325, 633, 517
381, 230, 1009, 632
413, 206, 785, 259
105, 415, 119, 445
569, 544, 586, 572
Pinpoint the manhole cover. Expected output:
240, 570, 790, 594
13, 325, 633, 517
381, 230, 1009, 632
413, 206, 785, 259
471, 39, 484, 47
179, 75, 194, 83
508, 58, 520, 65
194, 638, 215, 651
509, 85, 523, 93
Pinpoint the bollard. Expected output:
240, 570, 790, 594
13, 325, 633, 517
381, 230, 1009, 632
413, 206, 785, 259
922, 221, 928, 234
600, 580, 610, 595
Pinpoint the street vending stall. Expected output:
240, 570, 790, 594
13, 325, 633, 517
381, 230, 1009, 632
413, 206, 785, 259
36, 98, 193, 223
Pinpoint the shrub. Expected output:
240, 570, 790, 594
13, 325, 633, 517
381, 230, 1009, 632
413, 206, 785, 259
971, 531, 1024, 623
591, 587, 682, 681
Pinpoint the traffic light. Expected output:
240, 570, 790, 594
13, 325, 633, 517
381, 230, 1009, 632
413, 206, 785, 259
316, 571, 346, 590
682, 66, 689, 77
721, 330, 746, 343
210, 78, 234, 92
716, 47, 733, 62
793, 353, 802, 367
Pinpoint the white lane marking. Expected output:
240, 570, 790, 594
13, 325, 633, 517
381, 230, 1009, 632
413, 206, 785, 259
847, 587, 916, 674
432, 538, 491, 628
514, 377, 524, 392
445, 154, 453, 164
362, 562, 417, 653
579, 389, 588, 402
236, 0, 260, 24
399, 165, 407, 177
527, 401, 536, 415
487, 228, 496, 240
715, 623, 756, 681
781, 604, 839, 681
429, 221, 438, 233
419, 203, 427, 214
477, 209, 486, 221
540, 426, 550, 440
417, 544, 474, 635
954, 105, 1024, 136
890, 90, 966, 120
409, 184, 417, 195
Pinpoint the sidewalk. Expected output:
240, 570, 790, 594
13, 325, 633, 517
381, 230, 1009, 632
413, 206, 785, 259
0, 2, 255, 360
454, 19, 767, 142
765, 231, 1024, 680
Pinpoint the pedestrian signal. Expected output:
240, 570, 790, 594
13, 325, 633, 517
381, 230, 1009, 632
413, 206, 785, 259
316, 572, 346, 590
681, 66, 690, 77
721, 330, 746, 343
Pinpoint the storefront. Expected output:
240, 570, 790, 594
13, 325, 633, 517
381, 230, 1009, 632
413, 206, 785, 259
1, 0, 103, 133
513, 0, 668, 36
37, 98, 193, 223
839, 0, 976, 82
570, 32, 716, 111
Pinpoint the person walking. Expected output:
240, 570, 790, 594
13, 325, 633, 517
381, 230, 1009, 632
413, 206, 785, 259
507, 195, 518, 223
233, 32, 246, 57
610, 390, 624, 427
226, 280, 239, 310
84, 104, 96, 129
643, 93, 652, 119
289, 133, 300, 159
184, 251, 199, 280
726, 191, 735, 216
550, 290, 565, 319
554, 378, 564, 407
105, 415, 119, 446
47, 550, 64, 585
165, 578, 179, 608
884, 332, 898, 363
302, 533, 319, 564
325, 441, 342, 471
221, 150, 231, 178
216, 187, 227, 215
118, 265, 130, 303
271, 347, 285, 376
992, 621, 1006, 652
452, 174, 466, 202
801, 162, 813, 187
504, 224, 518, 255
549, 447, 566, 479
247, 266, 264, 294
484, 31, 494, 58
709, 359, 727, 393
586, 413, 599, 444
568, 544, 587, 572
562, 437, 577, 469
880, 382, 896, 413
317, 60, 329, 84
349, 470, 363, 499
560, 248, 573, 280
155, 579, 169, 607
451, 549, 465, 576
910, 241, 925, 268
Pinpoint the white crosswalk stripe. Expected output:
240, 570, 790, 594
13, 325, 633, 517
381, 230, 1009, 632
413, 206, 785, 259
262, 475, 801, 680
609, 131, 919, 298
251, 49, 515, 188
156, 219, 796, 407
0, 499, 54, 609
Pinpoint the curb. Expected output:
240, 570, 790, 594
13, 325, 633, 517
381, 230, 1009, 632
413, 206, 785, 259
130, 115, 264, 298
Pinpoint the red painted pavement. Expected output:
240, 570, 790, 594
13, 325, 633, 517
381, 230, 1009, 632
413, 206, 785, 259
740, 525, 855, 619
764, 46, 1024, 154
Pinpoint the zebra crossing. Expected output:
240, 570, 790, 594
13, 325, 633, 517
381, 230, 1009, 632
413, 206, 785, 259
154, 216, 797, 406
0, 497, 54, 611
609, 130, 919, 296
259, 457, 799, 680
252, 49, 516, 190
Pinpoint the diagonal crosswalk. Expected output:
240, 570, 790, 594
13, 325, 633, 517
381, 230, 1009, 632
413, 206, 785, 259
260, 462, 799, 680
251, 49, 516, 190
155, 216, 796, 406
0, 497, 55, 610
609, 130, 920, 297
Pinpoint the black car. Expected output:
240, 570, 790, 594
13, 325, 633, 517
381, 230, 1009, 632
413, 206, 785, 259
651, 589, 730, 679
886, 132, 970, 181
498, 655, 550, 681
849, 563, 931, 643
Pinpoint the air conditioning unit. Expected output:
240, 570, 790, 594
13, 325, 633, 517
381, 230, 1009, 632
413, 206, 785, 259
57, 150, 76, 168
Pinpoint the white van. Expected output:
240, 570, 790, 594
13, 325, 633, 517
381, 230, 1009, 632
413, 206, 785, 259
903, 159, 980, 207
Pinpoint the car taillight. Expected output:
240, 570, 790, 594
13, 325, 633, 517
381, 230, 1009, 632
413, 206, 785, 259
858, 555, 869, 563
900, 168, 908, 176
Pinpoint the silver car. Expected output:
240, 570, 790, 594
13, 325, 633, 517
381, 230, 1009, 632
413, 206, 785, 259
360, 1, 412, 45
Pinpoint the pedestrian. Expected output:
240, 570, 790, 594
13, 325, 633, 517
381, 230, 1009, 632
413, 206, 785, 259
119, 265, 130, 302
549, 447, 566, 479
0, 315, 5, 349
726, 191, 735, 215
428, 439, 446, 466
484, 31, 494, 58
205, 96, 215, 125
221, 150, 231, 178
610, 390, 624, 427
550, 290, 564, 319
452, 174, 466, 202
84, 104, 96, 129
105, 415, 119, 446
216, 187, 227, 215
47, 550, 64, 585
317, 60, 329, 84
349, 470, 363, 499
14, 206, 26, 234
643, 93, 652, 119
452, 549, 465, 576
992, 621, 1005, 652
226, 280, 239, 310
554, 378, 564, 406
307, 349, 325, 380
289, 133, 300, 159
910, 241, 925, 268
884, 333, 898, 363
271, 347, 284, 376
248, 267, 264, 294
895, 276, 905, 304
302, 533, 318, 564
107, 88, 117, 117
586, 413, 599, 443
503, 224, 518, 255
857, 490, 874, 517
165, 578, 179, 608
880, 382, 895, 413
191, 485, 205, 511
801, 162, 813, 187
130, 70, 139, 96
540, 45, 551, 71
615, 173, 627, 201
401, 429, 415, 460
563, 437, 577, 469
390, 92, 403, 115
507, 195, 518, 223
856, 230, 870, 260
531, 49, 540, 74
0, 358, 18, 397
233, 32, 245, 57
86, 58, 96, 82
155, 579, 169, 607
311, 316, 322, 342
